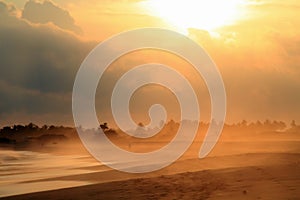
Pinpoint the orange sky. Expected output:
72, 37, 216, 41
1, 0, 299, 126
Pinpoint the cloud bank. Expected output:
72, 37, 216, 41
0, 1, 94, 125
22, 0, 82, 34
0, 0, 299, 126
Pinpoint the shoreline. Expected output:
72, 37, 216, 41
0, 152, 299, 199
1, 160, 299, 200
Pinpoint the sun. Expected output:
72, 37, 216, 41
143, 0, 244, 32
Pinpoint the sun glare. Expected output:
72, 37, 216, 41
143, 0, 245, 31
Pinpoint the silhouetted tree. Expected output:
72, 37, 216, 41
27, 123, 38, 130
272, 120, 286, 131
42, 125, 49, 130
291, 120, 296, 127
240, 120, 247, 127
100, 122, 109, 131
138, 122, 144, 128
1, 126, 12, 134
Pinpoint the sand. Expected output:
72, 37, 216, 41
0, 152, 299, 200
1, 130, 300, 199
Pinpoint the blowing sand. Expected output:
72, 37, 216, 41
0, 131, 300, 199
0, 152, 299, 200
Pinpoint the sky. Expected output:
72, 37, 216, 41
0, 0, 299, 127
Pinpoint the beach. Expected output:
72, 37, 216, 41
1, 129, 299, 199
1, 152, 299, 200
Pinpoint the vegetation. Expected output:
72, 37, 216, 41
0, 120, 299, 147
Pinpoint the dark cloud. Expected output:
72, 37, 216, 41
0, 1, 95, 119
0, 1, 16, 14
0, 80, 70, 115
1, 0, 299, 126
22, 0, 83, 34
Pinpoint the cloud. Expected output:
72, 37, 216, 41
0, 1, 16, 14
0, 1, 95, 122
0, 0, 299, 126
0, 80, 70, 115
22, 0, 83, 34
187, 2, 300, 123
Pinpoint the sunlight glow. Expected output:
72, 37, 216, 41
143, 0, 245, 31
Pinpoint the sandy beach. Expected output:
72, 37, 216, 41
1, 0, 300, 198
1, 126, 300, 199
1, 152, 299, 200
1, 134, 300, 200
